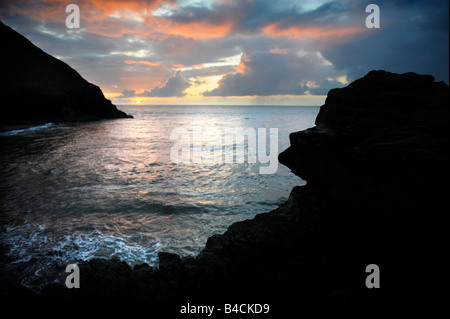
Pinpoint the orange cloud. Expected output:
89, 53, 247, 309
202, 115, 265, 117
4, 0, 165, 20
233, 54, 250, 74
263, 24, 366, 40
3, 0, 366, 43
270, 47, 289, 55
4, 0, 233, 41
149, 19, 233, 40
124, 60, 160, 66
83, 0, 165, 14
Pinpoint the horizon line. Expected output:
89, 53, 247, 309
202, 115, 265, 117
115, 104, 323, 107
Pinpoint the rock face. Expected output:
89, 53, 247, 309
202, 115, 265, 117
12, 71, 449, 303
278, 70, 449, 298
0, 22, 131, 126
279, 70, 449, 217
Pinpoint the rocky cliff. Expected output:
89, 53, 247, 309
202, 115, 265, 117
8, 71, 447, 305
278, 70, 449, 299
280, 70, 448, 216
0, 22, 131, 126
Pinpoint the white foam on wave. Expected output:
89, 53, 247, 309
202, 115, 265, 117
0, 123, 54, 136
0, 223, 163, 292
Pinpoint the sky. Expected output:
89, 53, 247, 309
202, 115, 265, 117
0, 0, 448, 105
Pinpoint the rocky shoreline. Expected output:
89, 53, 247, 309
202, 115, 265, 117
1, 71, 448, 303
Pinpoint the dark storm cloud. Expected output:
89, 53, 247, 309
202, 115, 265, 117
321, 0, 449, 83
166, 0, 339, 36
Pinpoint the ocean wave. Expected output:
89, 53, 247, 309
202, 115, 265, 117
0, 223, 163, 292
0, 123, 54, 136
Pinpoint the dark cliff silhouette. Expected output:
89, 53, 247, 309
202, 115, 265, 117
0, 22, 131, 126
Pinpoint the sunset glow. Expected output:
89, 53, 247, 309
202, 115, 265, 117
1, 0, 448, 105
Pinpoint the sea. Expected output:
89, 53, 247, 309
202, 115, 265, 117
0, 105, 319, 291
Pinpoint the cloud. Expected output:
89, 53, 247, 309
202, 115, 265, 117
120, 70, 191, 98
124, 60, 160, 66
142, 70, 191, 97
204, 50, 345, 96
321, 0, 450, 83
121, 89, 136, 98
1, 0, 448, 104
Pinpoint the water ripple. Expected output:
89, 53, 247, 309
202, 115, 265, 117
0, 105, 318, 290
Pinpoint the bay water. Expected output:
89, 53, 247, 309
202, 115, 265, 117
0, 105, 319, 290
